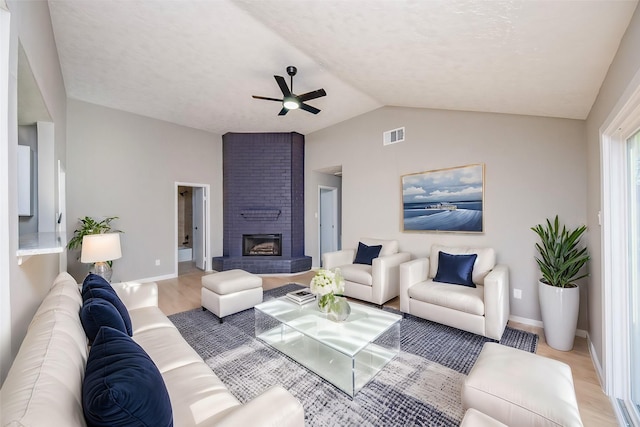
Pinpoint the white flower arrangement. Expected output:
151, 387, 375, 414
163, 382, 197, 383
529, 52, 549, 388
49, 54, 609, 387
310, 268, 345, 310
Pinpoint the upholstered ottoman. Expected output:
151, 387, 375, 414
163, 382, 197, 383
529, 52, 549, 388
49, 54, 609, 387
462, 342, 583, 427
460, 409, 507, 427
201, 269, 263, 321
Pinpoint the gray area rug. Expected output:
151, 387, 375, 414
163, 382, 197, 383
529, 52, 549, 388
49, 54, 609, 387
169, 283, 538, 426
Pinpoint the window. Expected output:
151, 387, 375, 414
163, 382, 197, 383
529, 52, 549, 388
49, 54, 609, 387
628, 129, 640, 418
602, 80, 640, 426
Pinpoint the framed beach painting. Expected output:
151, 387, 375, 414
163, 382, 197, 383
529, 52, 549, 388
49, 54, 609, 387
401, 163, 485, 233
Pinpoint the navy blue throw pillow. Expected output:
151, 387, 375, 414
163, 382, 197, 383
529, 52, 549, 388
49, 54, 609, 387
82, 274, 116, 300
433, 251, 477, 287
353, 242, 383, 265
81, 298, 128, 343
83, 327, 173, 427
82, 274, 132, 336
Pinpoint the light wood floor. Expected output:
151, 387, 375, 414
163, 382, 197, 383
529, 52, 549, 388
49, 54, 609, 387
157, 268, 619, 427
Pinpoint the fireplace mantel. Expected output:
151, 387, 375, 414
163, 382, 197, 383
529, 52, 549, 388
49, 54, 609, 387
240, 209, 281, 221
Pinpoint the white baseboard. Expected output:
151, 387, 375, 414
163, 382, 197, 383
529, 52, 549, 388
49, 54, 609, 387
587, 332, 607, 391
508, 315, 587, 338
508, 315, 543, 328
586, 334, 626, 426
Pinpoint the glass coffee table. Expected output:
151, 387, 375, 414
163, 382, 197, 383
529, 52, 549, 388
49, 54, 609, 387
254, 296, 402, 397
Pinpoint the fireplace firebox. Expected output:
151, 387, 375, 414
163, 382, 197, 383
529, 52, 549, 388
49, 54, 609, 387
243, 234, 282, 256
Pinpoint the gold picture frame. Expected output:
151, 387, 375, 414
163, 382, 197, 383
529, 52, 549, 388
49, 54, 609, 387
401, 163, 485, 233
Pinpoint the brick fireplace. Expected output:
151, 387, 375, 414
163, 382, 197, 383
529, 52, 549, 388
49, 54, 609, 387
212, 132, 312, 274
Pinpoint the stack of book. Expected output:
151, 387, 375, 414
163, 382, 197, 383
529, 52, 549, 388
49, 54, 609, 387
286, 289, 316, 305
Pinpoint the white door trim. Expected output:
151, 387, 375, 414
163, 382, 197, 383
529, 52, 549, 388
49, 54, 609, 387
318, 185, 338, 266
174, 182, 211, 275
192, 186, 205, 270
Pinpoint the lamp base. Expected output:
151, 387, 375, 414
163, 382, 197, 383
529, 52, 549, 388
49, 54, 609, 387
93, 261, 113, 282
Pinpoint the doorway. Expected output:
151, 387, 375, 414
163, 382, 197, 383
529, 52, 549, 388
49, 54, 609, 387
601, 78, 640, 426
175, 182, 210, 276
319, 186, 339, 265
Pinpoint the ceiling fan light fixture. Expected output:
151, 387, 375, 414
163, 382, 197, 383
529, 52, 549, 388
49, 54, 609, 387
252, 66, 325, 115
283, 97, 299, 110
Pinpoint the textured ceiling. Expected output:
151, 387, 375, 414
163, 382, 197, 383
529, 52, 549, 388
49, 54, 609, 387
46, 0, 638, 135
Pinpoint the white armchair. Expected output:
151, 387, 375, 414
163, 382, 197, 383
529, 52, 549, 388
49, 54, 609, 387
400, 244, 510, 340
322, 238, 411, 306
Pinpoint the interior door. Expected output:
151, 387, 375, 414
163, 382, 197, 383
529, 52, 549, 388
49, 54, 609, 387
193, 187, 206, 270
319, 187, 337, 263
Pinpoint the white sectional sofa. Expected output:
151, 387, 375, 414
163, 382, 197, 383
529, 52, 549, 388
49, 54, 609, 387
1, 272, 304, 427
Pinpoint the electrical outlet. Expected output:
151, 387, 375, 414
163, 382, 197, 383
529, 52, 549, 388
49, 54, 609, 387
155, 259, 161, 266
513, 289, 522, 299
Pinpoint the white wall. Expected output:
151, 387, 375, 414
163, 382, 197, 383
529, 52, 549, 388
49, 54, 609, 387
585, 5, 640, 373
66, 100, 223, 282
306, 106, 587, 326
0, 4, 13, 386
2, 0, 67, 384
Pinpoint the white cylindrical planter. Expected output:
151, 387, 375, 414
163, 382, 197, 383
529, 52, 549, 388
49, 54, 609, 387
538, 281, 580, 351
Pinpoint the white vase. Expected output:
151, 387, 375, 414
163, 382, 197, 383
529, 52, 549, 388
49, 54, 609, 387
538, 280, 580, 351
317, 294, 331, 313
327, 296, 351, 322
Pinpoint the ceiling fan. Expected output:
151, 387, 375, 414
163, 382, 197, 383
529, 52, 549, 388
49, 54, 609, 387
252, 66, 327, 116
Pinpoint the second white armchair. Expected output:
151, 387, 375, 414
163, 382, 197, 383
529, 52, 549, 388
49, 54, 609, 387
322, 238, 411, 306
399, 244, 510, 340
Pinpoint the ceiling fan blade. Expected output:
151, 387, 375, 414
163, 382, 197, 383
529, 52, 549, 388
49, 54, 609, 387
278, 107, 289, 116
252, 95, 283, 102
299, 103, 320, 114
274, 75, 291, 97
297, 88, 326, 102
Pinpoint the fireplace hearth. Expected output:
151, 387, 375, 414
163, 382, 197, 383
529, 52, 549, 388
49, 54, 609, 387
243, 234, 282, 256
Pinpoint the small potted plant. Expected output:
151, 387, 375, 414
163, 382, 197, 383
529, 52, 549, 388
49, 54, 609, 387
531, 215, 590, 351
68, 216, 122, 266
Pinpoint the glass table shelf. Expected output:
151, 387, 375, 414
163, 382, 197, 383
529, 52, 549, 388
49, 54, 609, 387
255, 296, 401, 397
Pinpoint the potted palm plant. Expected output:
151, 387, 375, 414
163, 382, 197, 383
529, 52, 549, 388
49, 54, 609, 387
68, 216, 122, 266
531, 215, 589, 351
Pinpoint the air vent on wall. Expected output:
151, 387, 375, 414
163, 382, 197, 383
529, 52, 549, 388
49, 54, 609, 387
383, 127, 405, 145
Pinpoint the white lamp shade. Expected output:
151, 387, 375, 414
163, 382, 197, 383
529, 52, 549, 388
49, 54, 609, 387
80, 233, 122, 263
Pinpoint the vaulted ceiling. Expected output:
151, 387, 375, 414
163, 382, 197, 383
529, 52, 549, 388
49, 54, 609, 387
46, 0, 638, 135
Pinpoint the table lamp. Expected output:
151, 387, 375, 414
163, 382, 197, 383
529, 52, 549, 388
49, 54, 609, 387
81, 233, 122, 282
